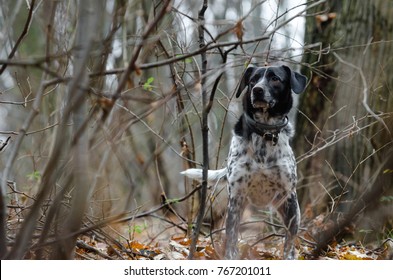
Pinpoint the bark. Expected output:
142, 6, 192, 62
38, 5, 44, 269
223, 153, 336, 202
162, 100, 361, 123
296, 0, 393, 249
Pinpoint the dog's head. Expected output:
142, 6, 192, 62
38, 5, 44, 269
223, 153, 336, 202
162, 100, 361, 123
236, 65, 307, 117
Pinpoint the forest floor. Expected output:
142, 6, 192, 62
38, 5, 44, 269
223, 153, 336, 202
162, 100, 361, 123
73, 216, 393, 260
75, 234, 391, 260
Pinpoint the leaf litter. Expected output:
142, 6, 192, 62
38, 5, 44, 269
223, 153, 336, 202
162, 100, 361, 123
74, 217, 393, 260
75, 233, 392, 260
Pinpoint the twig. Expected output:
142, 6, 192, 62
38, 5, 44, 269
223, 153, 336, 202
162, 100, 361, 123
296, 113, 391, 163
188, 0, 208, 260
373, 238, 393, 253
116, 103, 200, 166
0, 137, 11, 152
251, 233, 285, 247
148, 214, 188, 236
30, 185, 203, 251
76, 240, 114, 260
312, 149, 393, 258
90, 0, 327, 74
298, 235, 317, 247
0, 0, 36, 75
333, 52, 391, 137
0, 0, 326, 76
111, 0, 171, 101
0, 78, 47, 258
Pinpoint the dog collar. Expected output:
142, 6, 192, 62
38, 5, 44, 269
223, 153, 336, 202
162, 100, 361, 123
244, 114, 288, 146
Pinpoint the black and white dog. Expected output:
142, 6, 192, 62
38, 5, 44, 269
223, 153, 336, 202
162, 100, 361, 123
182, 65, 307, 259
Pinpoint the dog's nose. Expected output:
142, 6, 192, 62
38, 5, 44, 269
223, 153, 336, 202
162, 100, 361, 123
251, 86, 276, 108
252, 86, 264, 95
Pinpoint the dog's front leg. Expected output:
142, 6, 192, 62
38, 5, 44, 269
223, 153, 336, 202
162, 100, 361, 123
277, 191, 300, 260
224, 188, 246, 260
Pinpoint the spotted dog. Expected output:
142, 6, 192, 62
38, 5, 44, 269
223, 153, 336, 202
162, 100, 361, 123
182, 65, 307, 259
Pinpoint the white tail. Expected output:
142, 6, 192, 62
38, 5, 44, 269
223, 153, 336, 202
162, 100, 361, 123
180, 168, 227, 186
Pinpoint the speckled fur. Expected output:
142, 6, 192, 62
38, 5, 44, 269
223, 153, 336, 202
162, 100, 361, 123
225, 118, 299, 259
225, 65, 306, 260
181, 65, 307, 259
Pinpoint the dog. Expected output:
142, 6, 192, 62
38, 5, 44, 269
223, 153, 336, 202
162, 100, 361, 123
181, 64, 307, 259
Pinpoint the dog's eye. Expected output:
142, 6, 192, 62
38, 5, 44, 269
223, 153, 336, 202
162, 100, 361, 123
271, 76, 280, 82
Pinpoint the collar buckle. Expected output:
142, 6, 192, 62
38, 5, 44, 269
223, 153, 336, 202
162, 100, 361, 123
244, 114, 288, 145
264, 132, 279, 146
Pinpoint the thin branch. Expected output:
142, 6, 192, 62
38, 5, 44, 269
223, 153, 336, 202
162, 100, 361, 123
312, 150, 393, 258
0, 0, 36, 75
76, 240, 114, 260
89, 0, 326, 75
116, 103, 200, 166
0, 77, 47, 258
188, 0, 208, 260
296, 113, 391, 163
110, 0, 172, 101
31, 185, 203, 251
0, 137, 11, 151
333, 52, 391, 137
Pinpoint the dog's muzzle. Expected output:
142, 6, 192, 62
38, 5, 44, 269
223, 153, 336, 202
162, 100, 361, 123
251, 86, 276, 109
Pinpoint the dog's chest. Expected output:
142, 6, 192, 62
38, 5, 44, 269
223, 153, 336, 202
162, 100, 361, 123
227, 132, 297, 207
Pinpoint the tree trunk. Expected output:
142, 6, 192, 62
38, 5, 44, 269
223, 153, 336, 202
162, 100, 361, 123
296, 0, 393, 244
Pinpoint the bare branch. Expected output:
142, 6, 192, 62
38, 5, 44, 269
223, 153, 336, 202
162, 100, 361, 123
0, 79, 47, 258
0, 0, 36, 75
110, 0, 172, 101
188, 0, 209, 260
333, 52, 391, 137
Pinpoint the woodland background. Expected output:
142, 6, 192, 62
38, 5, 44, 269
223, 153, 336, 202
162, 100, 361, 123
0, 0, 392, 260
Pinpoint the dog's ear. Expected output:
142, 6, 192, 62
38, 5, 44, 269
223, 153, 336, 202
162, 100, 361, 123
282, 65, 307, 94
236, 66, 256, 98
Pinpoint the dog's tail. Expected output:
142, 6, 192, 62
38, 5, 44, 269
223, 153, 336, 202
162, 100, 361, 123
180, 168, 227, 186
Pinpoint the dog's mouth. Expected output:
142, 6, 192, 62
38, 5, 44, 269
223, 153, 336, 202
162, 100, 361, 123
252, 100, 276, 109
